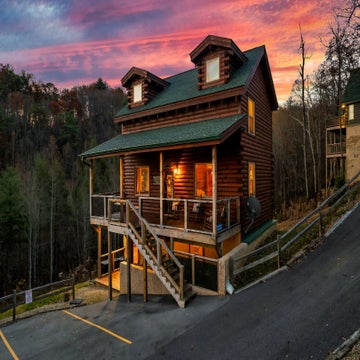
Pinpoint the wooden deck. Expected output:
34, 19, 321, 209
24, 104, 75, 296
96, 270, 121, 291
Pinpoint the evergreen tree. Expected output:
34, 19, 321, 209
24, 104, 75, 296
0, 167, 28, 294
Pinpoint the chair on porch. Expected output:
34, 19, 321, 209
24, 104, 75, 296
167, 200, 180, 219
203, 205, 227, 231
189, 202, 202, 222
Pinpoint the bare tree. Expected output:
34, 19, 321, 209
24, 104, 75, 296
297, 26, 310, 200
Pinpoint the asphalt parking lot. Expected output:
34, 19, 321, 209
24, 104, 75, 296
0, 294, 228, 359
2, 202, 360, 360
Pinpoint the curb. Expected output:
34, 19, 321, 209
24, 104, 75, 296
234, 266, 288, 294
326, 329, 360, 359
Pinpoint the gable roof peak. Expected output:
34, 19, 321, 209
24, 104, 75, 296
190, 35, 247, 64
121, 66, 169, 89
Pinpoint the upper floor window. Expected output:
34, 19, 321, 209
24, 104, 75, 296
206, 57, 220, 83
348, 104, 354, 120
248, 162, 256, 197
248, 97, 255, 135
135, 166, 149, 196
195, 163, 213, 197
133, 83, 142, 103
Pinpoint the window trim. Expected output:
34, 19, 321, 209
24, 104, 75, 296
135, 166, 150, 196
195, 163, 213, 198
206, 57, 220, 83
248, 162, 256, 197
248, 97, 255, 135
133, 83, 142, 103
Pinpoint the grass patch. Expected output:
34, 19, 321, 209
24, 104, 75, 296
0, 281, 92, 321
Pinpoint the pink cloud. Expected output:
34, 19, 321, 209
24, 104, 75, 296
0, 0, 340, 103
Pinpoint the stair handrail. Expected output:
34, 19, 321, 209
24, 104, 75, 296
126, 200, 185, 300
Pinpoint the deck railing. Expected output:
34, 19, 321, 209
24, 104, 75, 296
90, 194, 241, 237
139, 196, 241, 236
327, 142, 346, 155
173, 250, 219, 292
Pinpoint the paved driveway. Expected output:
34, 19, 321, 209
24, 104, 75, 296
1, 203, 360, 360
146, 203, 360, 359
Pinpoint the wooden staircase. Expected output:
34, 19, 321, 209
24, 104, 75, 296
126, 201, 196, 308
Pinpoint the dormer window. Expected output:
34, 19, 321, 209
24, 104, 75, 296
122, 67, 169, 108
206, 57, 220, 83
133, 83, 142, 103
190, 35, 248, 90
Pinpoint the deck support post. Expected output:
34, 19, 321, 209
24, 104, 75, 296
97, 227, 101, 278
107, 230, 113, 300
143, 258, 148, 302
126, 235, 132, 303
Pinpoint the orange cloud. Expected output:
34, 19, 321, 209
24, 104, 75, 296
0, 0, 340, 104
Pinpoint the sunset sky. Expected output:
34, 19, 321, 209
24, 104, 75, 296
1, 0, 341, 103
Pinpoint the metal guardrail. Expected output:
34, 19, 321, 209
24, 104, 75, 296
0, 278, 75, 322
232, 171, 360, 280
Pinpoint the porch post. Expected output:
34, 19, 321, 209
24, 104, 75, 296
120, 156, 125, 222
160, 152, 164, 226
107, 230, 113, 301
120, 156, 124, 199
90, 160, 94, 216
212, 146, 217, 235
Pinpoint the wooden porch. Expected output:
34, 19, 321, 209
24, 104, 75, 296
96, 270, 121, 291
90, 194, 241, 246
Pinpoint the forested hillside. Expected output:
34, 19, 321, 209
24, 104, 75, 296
0, 67, 126, 295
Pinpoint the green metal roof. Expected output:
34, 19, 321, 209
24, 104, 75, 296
79, 114, 246, 159
342, 68, 360, 104
115, 46, 265, 118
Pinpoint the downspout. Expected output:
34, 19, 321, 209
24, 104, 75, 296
81, 157, 91, 168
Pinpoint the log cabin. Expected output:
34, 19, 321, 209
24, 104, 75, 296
80, 35, 278, 307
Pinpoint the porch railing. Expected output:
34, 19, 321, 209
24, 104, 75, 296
139, 196, 241, 236
90, 194, 241, 237
327, 142, 346, 155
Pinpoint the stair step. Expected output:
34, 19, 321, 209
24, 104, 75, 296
127, 209, 196, 308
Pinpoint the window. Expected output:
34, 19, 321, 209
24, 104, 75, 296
135, 166, 149, 195
348, 104, 354, 120
248, 162, 256, 197
248, 97, 255, 135
195, 163, 212, 197
206, 57, 220, 83
133, 83, 142, 103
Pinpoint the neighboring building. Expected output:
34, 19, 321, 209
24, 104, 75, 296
80, 35, 278, 307
326, 68, 360, 184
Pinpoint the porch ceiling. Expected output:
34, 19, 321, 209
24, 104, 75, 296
79, 114, 246, 159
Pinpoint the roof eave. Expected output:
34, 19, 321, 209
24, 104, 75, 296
114, 86, 245, 123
